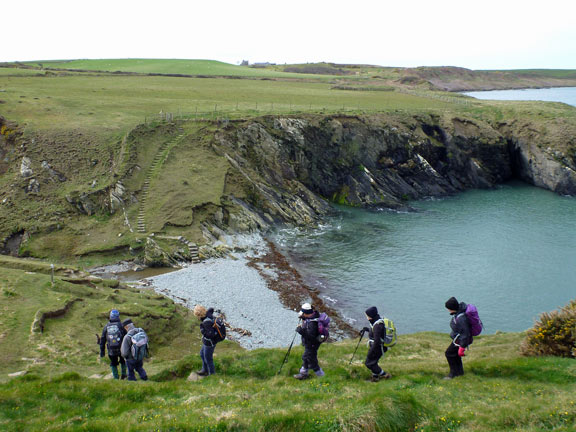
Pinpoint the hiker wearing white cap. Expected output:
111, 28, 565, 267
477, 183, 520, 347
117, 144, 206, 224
293, 303, 326, 380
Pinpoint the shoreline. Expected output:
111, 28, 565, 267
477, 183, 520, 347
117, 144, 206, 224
144, 235, 354, 349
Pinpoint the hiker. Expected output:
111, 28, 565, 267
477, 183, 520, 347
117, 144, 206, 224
293, 303, 325, 380
362, 306, 392, 382
99, 309, 127, 379
444, 296, 472, 379
194, 305, 225, 376
120, 319, 149, 381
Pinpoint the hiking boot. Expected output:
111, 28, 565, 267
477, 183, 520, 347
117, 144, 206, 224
120, 374, 127, 380
314, 368, 325, 377
370, 372, 391, 382
293, 372, 310, 380
196, 370, 209, 376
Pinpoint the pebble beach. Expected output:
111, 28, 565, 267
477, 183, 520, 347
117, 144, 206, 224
148, 252, 300, 349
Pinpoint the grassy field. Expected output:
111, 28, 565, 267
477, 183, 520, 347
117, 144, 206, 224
0, 73, 458, 134
0, 264, 575, 431
16, 59, 335, 79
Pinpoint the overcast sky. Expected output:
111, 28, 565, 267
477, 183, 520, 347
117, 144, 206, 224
4, 0, 575, 69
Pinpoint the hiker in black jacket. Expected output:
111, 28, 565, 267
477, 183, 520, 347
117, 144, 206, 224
99, 309, 127, 380
293, 303, 325, 380
362, 306, 392, 382
444, 296, 471, 379
194, 305, 219, 376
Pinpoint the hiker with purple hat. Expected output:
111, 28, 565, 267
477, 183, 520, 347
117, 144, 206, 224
293, 303, 328, 380
444, 296, 480, 379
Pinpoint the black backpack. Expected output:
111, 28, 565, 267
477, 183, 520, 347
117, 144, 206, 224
205, 317, 226, 343
106, 322, 123, 354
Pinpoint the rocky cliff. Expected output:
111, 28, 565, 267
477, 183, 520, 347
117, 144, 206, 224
202, 113, 575, 238
1, 112, 575, 261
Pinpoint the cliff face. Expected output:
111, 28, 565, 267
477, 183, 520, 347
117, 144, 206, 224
208, 113, 575, 235
1, 112, 575, 259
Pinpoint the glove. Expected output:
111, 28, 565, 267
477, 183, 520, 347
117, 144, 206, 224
362, 327, 370, 333
458, 347, 466, 357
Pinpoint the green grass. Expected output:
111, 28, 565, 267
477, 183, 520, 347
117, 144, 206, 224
19, 59, 335, 79
1, 265, 575, 430
0, 264, 219, 378
0, 73, 456, 133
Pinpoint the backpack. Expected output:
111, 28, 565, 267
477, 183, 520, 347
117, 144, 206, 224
212, 317, 226, 343
105, 322, 123, 354
463, 304, 483, 336
312, 313, 330, 343
372, 317, 397, 348
130, 328, 149, 361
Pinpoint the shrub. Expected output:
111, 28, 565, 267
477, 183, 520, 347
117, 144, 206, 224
521, 299, 576, 357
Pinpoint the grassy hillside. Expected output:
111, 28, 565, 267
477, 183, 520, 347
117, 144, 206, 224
0, 264, 575, 431
1, 262, 575, 431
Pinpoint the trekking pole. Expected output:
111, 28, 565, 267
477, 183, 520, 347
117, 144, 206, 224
349, 330, 365, 365
277, 318, 301, 375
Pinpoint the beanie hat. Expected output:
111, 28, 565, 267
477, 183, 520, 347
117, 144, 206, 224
122, 319, 133, 327
301, 303, 313, 314
445, 297, 459, 311
110, 309, 120, 320
365, 306, 379, 319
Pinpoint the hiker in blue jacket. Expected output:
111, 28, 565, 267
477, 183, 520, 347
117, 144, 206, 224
362, 306, 392, 382
99, 309, 127, 380
293, 303, 325, 380
444, 296, 471, 379
120, 319, 148, 382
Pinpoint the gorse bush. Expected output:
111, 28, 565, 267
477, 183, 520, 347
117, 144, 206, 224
522, 299, 576, 357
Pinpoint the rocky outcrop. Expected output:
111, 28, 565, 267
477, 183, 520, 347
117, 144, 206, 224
203, 113, 576, 235
509, 139, 576, 195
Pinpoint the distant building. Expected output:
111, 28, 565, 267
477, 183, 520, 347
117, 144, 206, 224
251, 62, 276, 68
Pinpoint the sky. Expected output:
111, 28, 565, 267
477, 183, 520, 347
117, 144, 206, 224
3, 0, 576, 70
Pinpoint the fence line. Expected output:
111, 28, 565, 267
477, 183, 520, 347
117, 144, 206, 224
143, 99, 475, 125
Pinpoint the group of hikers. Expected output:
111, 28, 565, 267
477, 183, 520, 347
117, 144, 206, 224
99, 296, 481, 382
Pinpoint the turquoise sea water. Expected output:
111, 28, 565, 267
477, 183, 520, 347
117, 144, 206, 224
464, 86, 576, 107
272, 182, 576, 333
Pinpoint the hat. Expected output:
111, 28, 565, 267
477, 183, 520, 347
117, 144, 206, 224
110, 309, 120, 319
122, 318, 133, 326
301, 303, 313, 314
365, 306, 379, 319
445, 297, 459, 311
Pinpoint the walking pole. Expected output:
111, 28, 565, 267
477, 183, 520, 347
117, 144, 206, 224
349, 330, 365, 365
277, 318, 301, 375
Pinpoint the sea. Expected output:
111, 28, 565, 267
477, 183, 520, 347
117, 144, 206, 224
273, 87, 576, 333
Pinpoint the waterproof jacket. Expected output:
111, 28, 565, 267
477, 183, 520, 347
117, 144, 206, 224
121, 327, 140, 360
200, 308, 220, 346
367, 315, 388, 356
100, 317, 126, 356
296, 311, 320, 348
450, 302, 472, 348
